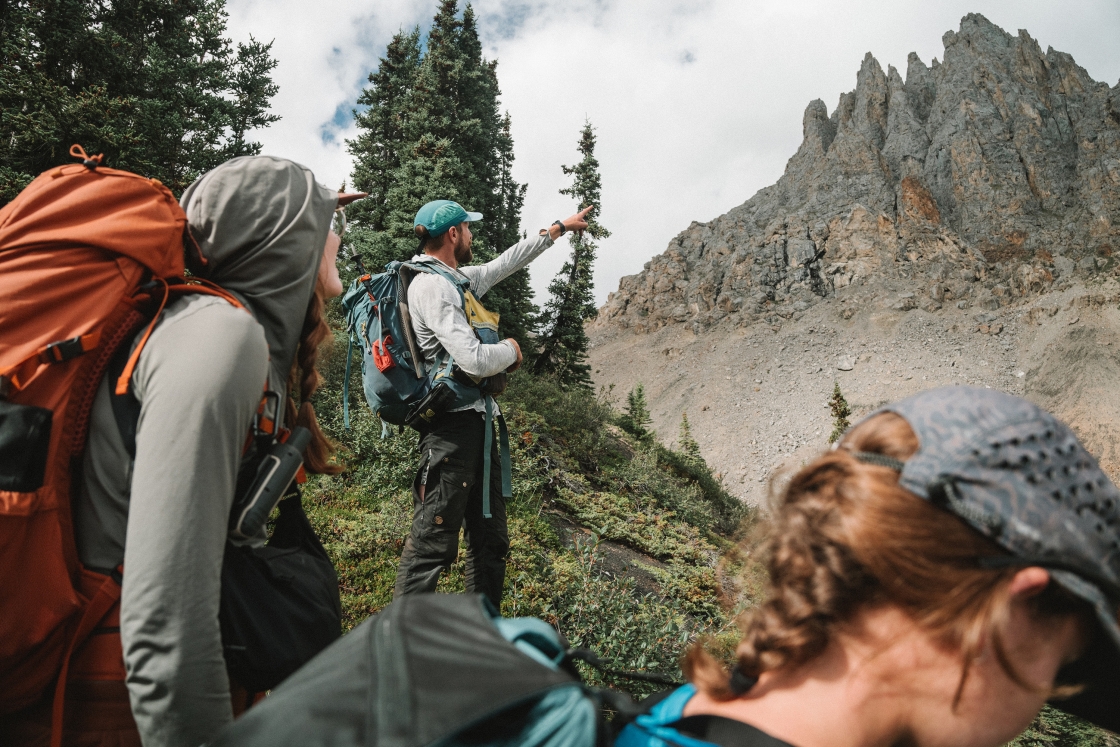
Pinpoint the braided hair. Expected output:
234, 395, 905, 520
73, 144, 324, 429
685, 413, 1088, 701
283, 278, 342, 474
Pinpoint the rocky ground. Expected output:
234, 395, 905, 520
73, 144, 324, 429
589, 277, 1120, 505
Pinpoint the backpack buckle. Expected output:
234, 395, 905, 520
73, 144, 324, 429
39, 333, 97, 364
253, 390, 281, 437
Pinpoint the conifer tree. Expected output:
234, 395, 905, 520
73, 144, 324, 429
346, 28, 422, 234
829, 382, 852, 443
346, 1, 535, 346
0, 0, 280, 203
678, 411, 702, 466
621, 383, 653, 441
533, 121, 609, 387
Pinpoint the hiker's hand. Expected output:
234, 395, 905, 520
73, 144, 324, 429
549, 205, 594, 240
505, 338, 523, 372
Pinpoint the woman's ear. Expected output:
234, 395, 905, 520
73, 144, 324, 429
1007, 567, 1050, 600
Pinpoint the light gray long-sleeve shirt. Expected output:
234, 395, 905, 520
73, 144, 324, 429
76, 294, 269, 747
407, 233, 553, 412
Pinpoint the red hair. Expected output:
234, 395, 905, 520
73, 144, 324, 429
686, 413, 1087, 701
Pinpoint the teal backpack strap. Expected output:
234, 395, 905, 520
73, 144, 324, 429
615, 685, 717, 747
498, 412, 512, 499
429, 350, 456, 390
407, 260, 469, 307
482, 395, 495, 518
342, 332, 355, 430
481, 398, 514, 519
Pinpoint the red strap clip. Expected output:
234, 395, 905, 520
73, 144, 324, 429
373, 335, 395, 372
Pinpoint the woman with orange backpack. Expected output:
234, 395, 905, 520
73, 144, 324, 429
2, 155, 360, 746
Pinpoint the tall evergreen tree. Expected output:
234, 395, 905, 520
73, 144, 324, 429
533, 121, 609, 388
0, 0, 280, 204
345, 1, 536, 345
346, 28, 422, 233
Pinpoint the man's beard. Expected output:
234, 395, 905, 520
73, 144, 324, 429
453, 233, 473, 265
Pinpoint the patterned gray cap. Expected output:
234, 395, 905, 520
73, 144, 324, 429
851, 386, 1120, 731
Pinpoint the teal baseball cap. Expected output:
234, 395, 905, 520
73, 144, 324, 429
414, 200, 483, 237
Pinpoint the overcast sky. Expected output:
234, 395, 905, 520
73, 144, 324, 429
224, 0, 1120, 305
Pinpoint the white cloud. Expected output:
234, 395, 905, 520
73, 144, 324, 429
225, 0, 1120, 304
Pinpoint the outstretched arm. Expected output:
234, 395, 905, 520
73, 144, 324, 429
465, 206, 593, 297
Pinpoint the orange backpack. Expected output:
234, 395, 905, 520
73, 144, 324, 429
0, 147, 239, 727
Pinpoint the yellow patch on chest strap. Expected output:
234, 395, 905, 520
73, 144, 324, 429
463, 290, 500, 332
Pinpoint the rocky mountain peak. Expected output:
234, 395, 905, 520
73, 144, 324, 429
597, 14, 1120, 334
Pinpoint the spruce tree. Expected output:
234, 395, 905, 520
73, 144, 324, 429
346, 1, 535, 345
533, 121, 609, 388
678, 412, 702, 466
621, 384, 652, 441
0, 0, 280, 204
346, 28, 422, 235
829, 382, 852, 443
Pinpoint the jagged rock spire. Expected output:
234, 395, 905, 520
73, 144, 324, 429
598, 14, 1120, 334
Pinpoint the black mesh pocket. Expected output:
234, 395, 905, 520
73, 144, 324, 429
0, 401, 53, 492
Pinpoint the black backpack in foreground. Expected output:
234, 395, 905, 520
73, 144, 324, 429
207, 593, 657, 747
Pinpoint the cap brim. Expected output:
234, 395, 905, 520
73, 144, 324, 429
464, 211, 483, 222
1047, 569, 1120, 732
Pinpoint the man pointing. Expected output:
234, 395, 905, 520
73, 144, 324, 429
394, 200, 592, 605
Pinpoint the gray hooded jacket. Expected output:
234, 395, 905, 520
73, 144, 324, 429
74, 156, 336, 747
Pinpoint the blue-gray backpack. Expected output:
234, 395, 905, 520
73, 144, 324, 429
339, 255, 512, 516
205, 593, 679, 747
339, 256, 492, 427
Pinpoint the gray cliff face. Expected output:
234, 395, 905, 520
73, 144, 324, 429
598, 14, 1120, 333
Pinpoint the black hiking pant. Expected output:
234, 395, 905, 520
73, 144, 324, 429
394, 410, 509, 605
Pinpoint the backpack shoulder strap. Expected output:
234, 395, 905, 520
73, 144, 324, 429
619, 685, 796, 747
112, 277, 247, 397
108, 279, 251, 456
404, 260, 469, 308
668, 717, 796, 747
108, 342, 141, 459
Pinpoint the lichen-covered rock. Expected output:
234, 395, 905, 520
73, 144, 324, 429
597, 14, 1120, 334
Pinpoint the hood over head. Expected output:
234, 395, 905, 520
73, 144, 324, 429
180, 156, 337, 424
